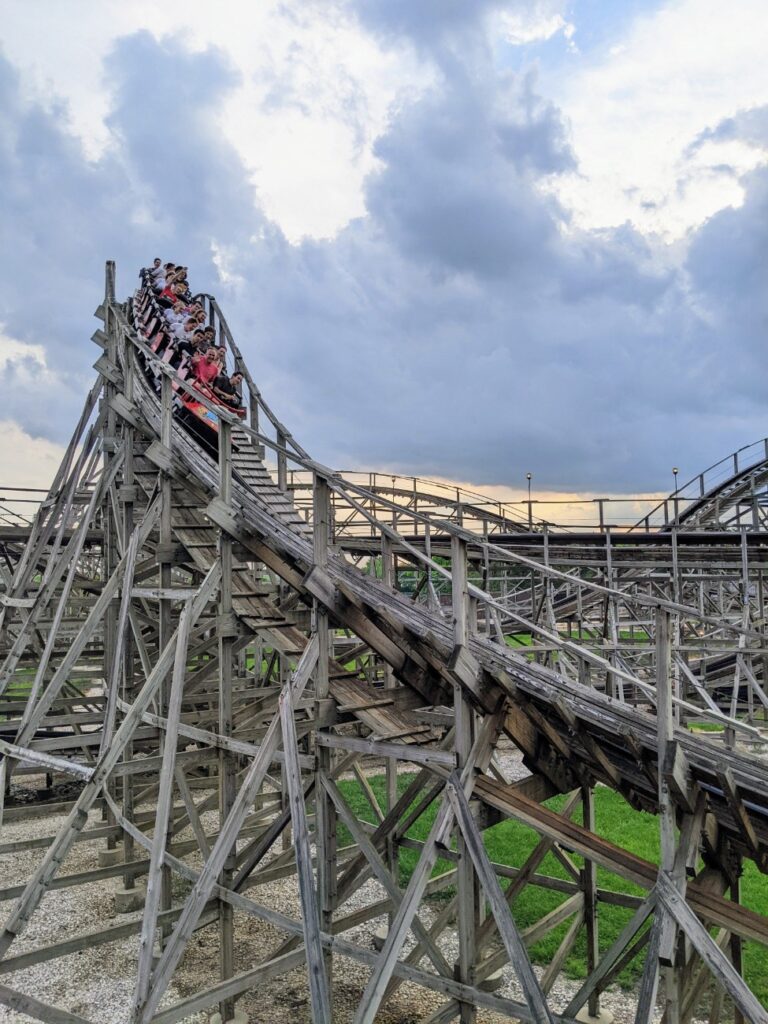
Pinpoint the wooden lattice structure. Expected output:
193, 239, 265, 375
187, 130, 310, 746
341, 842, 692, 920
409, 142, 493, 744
1, 262, 768, 1023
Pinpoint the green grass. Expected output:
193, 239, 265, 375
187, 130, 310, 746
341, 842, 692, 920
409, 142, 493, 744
337, 774, 768, 1004
0, 668, 35, 721
505, 633, 533, 647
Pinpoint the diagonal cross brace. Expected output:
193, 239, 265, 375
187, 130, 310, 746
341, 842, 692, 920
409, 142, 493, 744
135, 635, 320, 1024
0, 562, 221, 961
656, 872, 768, 1024
445, 771, 555, 1024
132, 599, 195, 1012
12, 500, 160, 748
322, 772, 453, 978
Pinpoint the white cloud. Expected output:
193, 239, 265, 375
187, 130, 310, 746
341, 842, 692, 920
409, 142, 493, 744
496, 3, 574, 47
1, 0, 429, 242
0, 331, 65, 414
4, 0, 766, 245
0, 421, 65, 491
0, 335, 47, 370
551, 0, 768, 239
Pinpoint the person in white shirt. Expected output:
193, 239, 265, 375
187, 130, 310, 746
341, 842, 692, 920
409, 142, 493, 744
164, 301, 187, 329
171, 317, 198, 345
146, 257, 162, 280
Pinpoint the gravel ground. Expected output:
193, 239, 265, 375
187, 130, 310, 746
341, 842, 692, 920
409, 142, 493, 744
0, 755, 677, 1024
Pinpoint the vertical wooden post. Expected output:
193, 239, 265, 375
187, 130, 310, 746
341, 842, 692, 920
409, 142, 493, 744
158, 371, 174, 933
103, 262, 119, 857
481, 520, 490, 625
657, 607, 680, 1024
380, 533, 397, 900
218, 417, 237, 1023
730, 867, 744, 1024
314, 473, 335, 1012
739, 529, 753, 726
605, 529, 622, 701
249, 389, 259, 439
277, 428, 288, 495
543, 526, 556, 650
452, 535, 469, 648
121, 350, 137, 892
582, 784, 600, 1019
452, 534, 477, 1024
671, 528, 682, 724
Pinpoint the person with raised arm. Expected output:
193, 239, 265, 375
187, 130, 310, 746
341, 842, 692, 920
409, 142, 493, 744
191, 345, 220, 388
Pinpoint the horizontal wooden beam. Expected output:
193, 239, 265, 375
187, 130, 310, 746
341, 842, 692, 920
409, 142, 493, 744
315, 732, 455, 768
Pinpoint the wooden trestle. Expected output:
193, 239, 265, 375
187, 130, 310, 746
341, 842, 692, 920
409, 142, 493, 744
1, 262, 768, 1023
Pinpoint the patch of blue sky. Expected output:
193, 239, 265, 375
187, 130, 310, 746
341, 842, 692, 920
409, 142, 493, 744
565, 0, 667, 54
495, 0, 668, 76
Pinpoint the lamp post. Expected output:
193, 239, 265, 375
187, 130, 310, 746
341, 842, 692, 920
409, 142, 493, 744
526, 473, 532, 530
672, 467, 679, 522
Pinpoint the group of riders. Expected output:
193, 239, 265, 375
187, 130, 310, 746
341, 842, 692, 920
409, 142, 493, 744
139, 258, 244, 412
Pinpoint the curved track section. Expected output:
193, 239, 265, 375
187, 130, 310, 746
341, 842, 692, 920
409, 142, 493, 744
632, 439, 768, 533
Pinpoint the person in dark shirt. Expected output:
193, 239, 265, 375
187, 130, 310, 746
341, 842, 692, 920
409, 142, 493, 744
177, 328, 208, 359
212, 371, 243, 408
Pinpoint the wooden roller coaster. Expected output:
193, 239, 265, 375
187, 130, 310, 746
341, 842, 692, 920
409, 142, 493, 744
1, 262, 768, 1023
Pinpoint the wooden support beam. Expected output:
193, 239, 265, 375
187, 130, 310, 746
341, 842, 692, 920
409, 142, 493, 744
563, 892, 656, 1017
0, 982, 93, 1023
136, 637, 319, 1024
0, 565, 221, 961
717, 768, 760, 857
352, 794, 457, 1024
451, 533, 479, 1024
280, 684, 332, 1022
322, 773, 452, 978
133, 601, 194, 1014
315, 731, 454, 768
657, 872, 768, 1024
446, 773, 554, 1024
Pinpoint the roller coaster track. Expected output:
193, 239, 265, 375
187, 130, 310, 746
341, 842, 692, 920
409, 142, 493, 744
479, 446, 768, 679
627, 439, 768, 533
0, 263, 767, 1023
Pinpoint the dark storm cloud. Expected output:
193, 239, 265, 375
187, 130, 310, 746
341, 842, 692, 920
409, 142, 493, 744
685, 158, 768, 415
364, 69, 567, 279
105, 32, 266, 241
0, 26, 766, 493
0, 53, 131, 427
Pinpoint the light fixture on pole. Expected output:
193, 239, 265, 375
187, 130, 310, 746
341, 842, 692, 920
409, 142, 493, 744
526, 472, 532, 529
672, 466, 680, 525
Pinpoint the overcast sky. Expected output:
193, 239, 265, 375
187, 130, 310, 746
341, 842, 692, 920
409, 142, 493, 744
1, 0, 766, 494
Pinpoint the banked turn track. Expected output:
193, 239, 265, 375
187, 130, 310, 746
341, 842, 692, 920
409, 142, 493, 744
0, 263, 767, 1024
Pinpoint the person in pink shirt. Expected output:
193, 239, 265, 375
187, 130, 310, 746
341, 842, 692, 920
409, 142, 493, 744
192, 346, 220, 387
